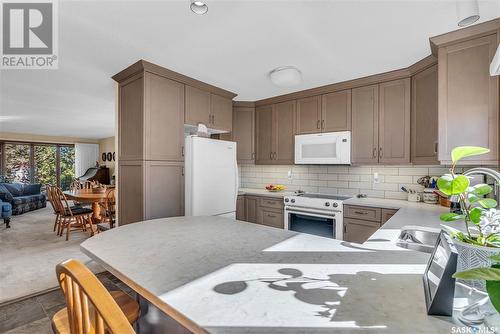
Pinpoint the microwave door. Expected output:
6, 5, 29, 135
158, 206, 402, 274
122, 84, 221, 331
295, 134, 343, 164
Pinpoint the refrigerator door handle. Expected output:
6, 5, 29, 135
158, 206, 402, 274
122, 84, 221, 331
234, 157, 239, 209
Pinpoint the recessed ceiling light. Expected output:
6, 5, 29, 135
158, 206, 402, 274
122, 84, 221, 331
456, 0, 480, 27
269, 66, 302, 87
190, 0, 208, 15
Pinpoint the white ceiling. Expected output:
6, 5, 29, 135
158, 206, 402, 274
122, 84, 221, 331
1, 0, 499, 139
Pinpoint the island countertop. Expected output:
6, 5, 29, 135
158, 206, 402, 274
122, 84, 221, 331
81, 199, 454, 333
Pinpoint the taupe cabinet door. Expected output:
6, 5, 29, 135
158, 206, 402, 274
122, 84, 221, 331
245, 196, 258, 223
236, 196, 245, 220
255, 105, 274, 164
144, 161, 184, 220
296, 91, 352, 135
343, 218, 380, 243
412, 65, 438, 164
322, 90, 351, 132
378, 78, 411, 164
352, 85, 379, 164
274, 101, 296, 164
211, 94, 232, 132
438, 34, 498, 164
233, 106, 255, 163
145, 73, 185, 161
257, 207, 284, 229
119, 76, 144, 161
185, 85, 210, 126
296, 96, 321, 134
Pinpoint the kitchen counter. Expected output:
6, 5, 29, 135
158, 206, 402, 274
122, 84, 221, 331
81, 198, 456, 333
238, 187, 296, 198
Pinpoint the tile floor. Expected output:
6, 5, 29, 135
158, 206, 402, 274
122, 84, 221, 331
0, 272, 135, 334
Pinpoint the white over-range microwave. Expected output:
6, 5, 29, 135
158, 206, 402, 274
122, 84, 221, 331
294, 131, 351, 164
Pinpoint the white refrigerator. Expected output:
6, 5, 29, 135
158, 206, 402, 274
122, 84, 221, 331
185, 136, 239, 218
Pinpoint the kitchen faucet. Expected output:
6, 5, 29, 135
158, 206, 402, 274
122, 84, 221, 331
463, 167, 500, 208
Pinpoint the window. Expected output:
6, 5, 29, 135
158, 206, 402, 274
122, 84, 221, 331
0, 142, 75, 189
4, 143, 31, 184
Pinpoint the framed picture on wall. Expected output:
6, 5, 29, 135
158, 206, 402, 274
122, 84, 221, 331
113, 152, 115, 161
102, 153, 107, 162
107, 152, 112, 161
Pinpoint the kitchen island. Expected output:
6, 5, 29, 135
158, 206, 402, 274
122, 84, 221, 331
81, 200, 455, 333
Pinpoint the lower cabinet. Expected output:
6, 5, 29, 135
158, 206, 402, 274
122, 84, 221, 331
236, 195, 245, 220
240, 195, 284, 228
343, 205, 398, 243
343, 218, 381, 243
245, 196, 259, 224
257, 207, 284, 229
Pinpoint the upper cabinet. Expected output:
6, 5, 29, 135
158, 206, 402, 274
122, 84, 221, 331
351, 79, 410, 165
378, 78, 411, 164
232, 104, 255, 163
255, 101, 296, 165
296, 96, 321, 134
185, 86, 233, 132
255, 105, 274, 164
412, 64, 438, 165
322, 90, 352, 132
437, 33, 498, 164
210, 94, 232, 132
185, 85, 210, 126
351, 85, 379, 164
296, 90, 351, 134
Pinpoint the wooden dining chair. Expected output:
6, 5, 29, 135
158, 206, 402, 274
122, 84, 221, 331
52, 187, 93, 240
70, 180, 82, 191
52, 259, 139, 334
98, 188, 116, 230
82, 181, 93, 189
46, 185, 60, 233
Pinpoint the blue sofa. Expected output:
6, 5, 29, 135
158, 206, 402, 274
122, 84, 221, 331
0, 183, 46, 216
1, 200, 11, 228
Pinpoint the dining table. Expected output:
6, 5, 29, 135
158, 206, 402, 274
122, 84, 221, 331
63, 188, 109, 224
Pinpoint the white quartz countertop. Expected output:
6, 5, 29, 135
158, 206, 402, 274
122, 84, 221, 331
81, 196, 456, 333
238, 187, 295, 198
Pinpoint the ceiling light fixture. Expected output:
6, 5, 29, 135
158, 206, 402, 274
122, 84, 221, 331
269, 66, 302, 87
190, 0, 208, 15
456, 0, 480, 27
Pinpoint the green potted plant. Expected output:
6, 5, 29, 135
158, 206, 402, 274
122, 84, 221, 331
438, 146, 500, 290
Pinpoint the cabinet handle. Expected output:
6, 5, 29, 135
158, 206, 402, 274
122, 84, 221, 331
270, 152, 273, 160
321, 120, 325, 129
273, 152, 277, 160
379, 147, 383, 158
343, 225, 347, 233
181, 146, 184, 157
372, 148, 377, 158
267, 214, 276, 218
354, 211, 368, 215
252, 152, 255, 160
434, 141, 438, 155
317, 120, 320, 129
182, 167, 185, 176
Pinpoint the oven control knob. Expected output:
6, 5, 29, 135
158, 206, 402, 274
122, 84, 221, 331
332, 202, 338, 208
291, 199, 295, 203
285, 198, 289, 203
325, 202, 330, 207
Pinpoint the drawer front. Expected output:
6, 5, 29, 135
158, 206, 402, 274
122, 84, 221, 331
344, 205, 382, 222
343, 218, 380, 243
382, 208, 398, 224
257, 207, 284, 229
259, 197, 283, 210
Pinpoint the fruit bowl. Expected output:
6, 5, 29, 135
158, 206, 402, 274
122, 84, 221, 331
265, 184, 286, 192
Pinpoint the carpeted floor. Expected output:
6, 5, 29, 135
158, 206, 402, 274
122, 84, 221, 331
0, 206, 103, 304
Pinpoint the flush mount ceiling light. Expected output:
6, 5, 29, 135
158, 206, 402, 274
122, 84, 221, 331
190, 0, 208, 15
456, 0, 480, 27
269, 66, 302, 87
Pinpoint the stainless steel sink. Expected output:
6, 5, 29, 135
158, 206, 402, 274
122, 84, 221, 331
396, 226, 441, 253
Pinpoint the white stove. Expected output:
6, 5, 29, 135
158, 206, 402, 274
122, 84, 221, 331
283, 193, 351, 239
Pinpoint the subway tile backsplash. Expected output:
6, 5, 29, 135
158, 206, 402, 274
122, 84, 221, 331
238, 164, 474, 200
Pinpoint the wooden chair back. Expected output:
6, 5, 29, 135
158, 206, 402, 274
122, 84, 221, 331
70, 180, 82, 191
52, 187, 73, 216
46, 185, 56, 213
82, 181, 93, 189
56, 259, 135, 334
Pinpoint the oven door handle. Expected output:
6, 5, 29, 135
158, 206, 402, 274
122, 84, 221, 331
285, 207, 338, 218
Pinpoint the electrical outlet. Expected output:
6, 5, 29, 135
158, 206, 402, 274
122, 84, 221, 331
288, 169, 292, 180
373, 172, 380, 184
